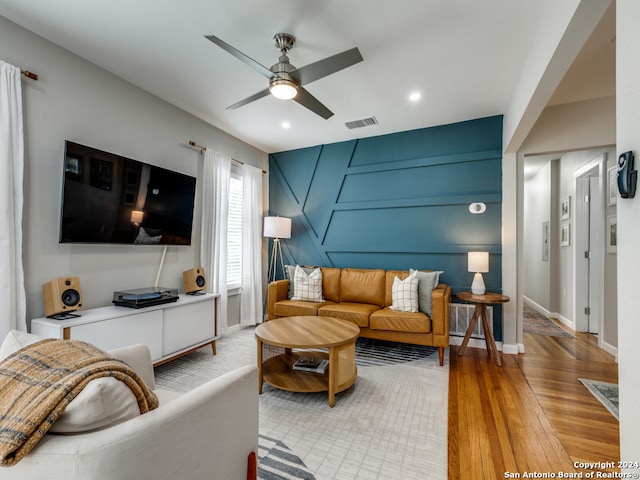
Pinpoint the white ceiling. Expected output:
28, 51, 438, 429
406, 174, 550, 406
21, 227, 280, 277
0, 0, 615, 153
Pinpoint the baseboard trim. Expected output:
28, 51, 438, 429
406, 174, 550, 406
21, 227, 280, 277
523, 296, 551, 318
602, 340, 618, 361
555, 313, 575, 331
523, 295, 575, 331
225, 323, 242, 335
502, 343, 519, 355
449, 336, 508, 353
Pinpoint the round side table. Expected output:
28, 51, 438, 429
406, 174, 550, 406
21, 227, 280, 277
456, 291, 509, 366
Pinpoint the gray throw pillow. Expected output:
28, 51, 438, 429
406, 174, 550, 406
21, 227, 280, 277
410, 269, 444, 317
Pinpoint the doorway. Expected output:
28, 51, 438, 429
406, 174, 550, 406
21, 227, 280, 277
574, 157, 605, 336
523, 149, 616, 355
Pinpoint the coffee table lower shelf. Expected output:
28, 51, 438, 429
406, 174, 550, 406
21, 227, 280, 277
262, 351, 357, 397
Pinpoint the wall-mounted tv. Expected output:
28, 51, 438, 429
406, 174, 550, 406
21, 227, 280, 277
60, 141, 196, 245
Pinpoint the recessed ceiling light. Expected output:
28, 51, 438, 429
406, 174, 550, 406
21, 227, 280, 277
281, 121, 291, 129
409, 92, 422, 102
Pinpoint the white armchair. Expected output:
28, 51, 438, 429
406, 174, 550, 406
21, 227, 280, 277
0, 333, 258, 480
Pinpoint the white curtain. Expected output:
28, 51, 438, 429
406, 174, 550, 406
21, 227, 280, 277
0, 60, 26, 338
240, 165, 263, 326
200, 148, 231, 335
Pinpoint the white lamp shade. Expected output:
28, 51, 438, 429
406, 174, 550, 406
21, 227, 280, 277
263, 216, 291, 239
468, 252, 489, 273
130, 210, 144, 224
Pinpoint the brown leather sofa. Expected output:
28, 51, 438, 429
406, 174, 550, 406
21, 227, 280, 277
267, 267, 451, 366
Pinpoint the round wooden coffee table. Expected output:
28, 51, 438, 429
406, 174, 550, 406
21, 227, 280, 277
255, 316, 359, 407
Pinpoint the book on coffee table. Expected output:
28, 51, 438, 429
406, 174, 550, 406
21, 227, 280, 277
292, 356, 329, 374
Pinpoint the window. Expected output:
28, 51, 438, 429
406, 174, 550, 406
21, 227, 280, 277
227, 172, 243, 288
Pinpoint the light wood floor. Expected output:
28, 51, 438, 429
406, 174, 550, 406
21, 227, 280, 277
448, 318, 619, 478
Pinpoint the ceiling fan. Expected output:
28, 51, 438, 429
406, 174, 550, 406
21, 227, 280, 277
204, 33, 363, 119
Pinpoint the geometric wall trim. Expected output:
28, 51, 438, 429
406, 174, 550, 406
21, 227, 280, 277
269, 115, 504, 339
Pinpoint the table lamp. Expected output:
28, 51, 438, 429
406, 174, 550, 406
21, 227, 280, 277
264, 216, 292, 282
468, 252, 489, 295
130, 210, 144, 226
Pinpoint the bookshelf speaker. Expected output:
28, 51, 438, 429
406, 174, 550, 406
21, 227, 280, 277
183, 267, 206, 294
42, 276, 83, 318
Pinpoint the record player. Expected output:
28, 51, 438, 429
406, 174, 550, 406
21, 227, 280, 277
112, 287, 179, 308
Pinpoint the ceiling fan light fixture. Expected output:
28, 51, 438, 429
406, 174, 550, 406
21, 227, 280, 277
269, 78, 298, 100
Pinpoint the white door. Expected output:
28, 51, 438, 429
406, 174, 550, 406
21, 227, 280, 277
575, 163, 604, 335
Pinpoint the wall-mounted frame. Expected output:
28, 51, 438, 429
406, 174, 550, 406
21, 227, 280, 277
560, 223, 570, 247
125, 168, 140, 187
65, 154, 83, 182
607, 215, 617, 254
122, 190, 137, 206
542, 221, 549, 262
560, 196, 571, 220
608, 166, 618, 206
89, 158, 113, 191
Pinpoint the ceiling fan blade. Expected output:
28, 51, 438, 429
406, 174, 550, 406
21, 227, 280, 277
292, 47, 363, 86
227, 88, 271, 110
293, 87, 334, 119
205, 35, 274, 79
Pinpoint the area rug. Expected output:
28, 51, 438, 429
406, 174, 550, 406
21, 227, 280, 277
579, 378, 619, 420
154, 327, 449, 480
523, 302, 574, 338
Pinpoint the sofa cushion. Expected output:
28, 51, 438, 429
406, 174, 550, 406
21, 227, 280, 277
318, 302, 380, 327
274, 299, 336, 317
107, 343, 156, 391
0, 330, 145, 434
339, 268, 386, 307
284, 265, 318, 299
370, 308, 432, 333
291, 265, 324, 302
321, 267, 341, 303
384, 270, 411, 306
389, 271, 419, 312
411, 269, 443, 317
49, 377, 141, 434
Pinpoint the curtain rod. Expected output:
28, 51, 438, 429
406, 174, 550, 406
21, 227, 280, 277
188, 140, 266, 174
21, 69, 38, 81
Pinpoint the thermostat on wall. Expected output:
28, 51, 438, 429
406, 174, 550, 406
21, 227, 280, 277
469, 203, 487, 214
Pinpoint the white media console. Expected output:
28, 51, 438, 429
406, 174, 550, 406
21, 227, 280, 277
31, 293, 218, 365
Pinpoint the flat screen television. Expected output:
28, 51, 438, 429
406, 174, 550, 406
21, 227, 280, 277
60, 141, 196, 245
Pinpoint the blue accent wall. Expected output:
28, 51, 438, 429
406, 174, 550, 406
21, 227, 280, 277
269, 115, 504, 339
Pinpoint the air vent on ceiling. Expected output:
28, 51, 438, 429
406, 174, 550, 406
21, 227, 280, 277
345, 116, 378, 129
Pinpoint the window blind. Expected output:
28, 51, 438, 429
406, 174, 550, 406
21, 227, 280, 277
227, 174, 243, 288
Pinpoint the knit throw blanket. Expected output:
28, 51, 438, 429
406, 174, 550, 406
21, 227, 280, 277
0, 338, 159, 466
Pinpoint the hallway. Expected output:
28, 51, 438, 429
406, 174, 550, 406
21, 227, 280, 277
448, 317, 619, 478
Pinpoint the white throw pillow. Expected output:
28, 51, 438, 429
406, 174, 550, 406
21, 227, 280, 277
0, 330, 143, 433
389, 271, 419, 313
291, 265, 324, 302
410, 269, 444, 317
285, 264, 317, 299
134, 227, 162, 245
0, 329, 41, 361
50, 377, 141, 433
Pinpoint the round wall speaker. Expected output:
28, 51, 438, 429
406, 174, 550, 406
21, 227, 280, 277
42, 276, 83, 317
183, 267, 206, 294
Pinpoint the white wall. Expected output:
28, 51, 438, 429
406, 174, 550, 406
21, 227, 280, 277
616, 0, 640, 467
503, 0, 612, 153
520, 96, 616, 153
556, 147, 616, 338
0, 16, 268, 327
523, 162, 552, 308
